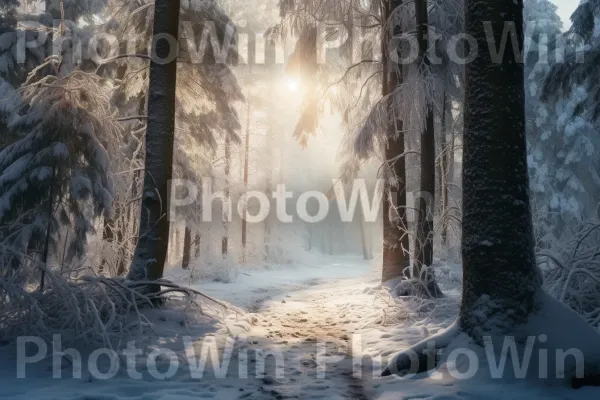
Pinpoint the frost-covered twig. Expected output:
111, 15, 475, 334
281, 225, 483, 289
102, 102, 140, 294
0, 252, 242, 347
540, 221, 600, 329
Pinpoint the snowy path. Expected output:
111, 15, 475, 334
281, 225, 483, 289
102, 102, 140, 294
233, 278, 371, 399
4, 257, 597, 399
191, 256, 377, 399
0, 256, 381, 400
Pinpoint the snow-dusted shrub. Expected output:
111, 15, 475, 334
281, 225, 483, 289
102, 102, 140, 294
539, 221, 600, 329
0, 258, 235, 347
189, 252, 241, 284
434, 263, 462, 288
264, 226, 316, 265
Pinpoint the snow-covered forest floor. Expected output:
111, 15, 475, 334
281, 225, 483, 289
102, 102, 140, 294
1, 256, 600, 399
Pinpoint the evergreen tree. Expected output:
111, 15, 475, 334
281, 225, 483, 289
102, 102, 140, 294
541, 0, 600, 224
524, 0, 597, 243
0, 61, 119, 279
97, 0, 243, 273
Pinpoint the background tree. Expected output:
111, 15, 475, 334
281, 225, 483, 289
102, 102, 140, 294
0, 65, 119, 286
127, 0, 181, 281
539, 0, 600, 241
104, 0, 243, 272
273, 0, 462, 288
384, 0, 600, 382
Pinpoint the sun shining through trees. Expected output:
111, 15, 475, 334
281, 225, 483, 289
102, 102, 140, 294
286, 77, 301, 93
2, 0, 600, 399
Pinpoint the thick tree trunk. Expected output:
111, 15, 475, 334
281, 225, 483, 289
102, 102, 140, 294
381, 0, 410, 284
384, 0, 600, 381
460, 0, 539, 335
182, 225, 192, 269
127, 0, 181, 281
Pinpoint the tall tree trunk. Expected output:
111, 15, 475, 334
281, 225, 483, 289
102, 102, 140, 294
360, 212, 371, 261
412, 0, 442, 297
100, 213, 115, 273
264, 125, 274, 261
175, 227, 181, 264
381, 0, 410, 284
264, 78, 278, 261
328, 224, 334, 255
182, 225, 192, 269
222, 134, 231, 257
414, 0, 434, 268
241, 103, 251, 262
384, 0, 600, 381
460, 0, 539, 334
194, 232, 201, 259
414, 108, 435, 268
115, 213, 126, 276
127, 0, 181, 281
440, 93, 450, 247
39, 166, 56, 292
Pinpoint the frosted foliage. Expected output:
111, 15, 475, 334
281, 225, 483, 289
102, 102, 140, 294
339, 0, 464, 173
0, 65, 120, 266
111, 0, 243, 164
525, 0, 599, 241
541, 222, 600, 329
46, 0, 108, 19
0, 78, 19, 116
0, 28, 46, 84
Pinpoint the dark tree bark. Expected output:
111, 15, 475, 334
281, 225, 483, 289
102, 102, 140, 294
402, 0, 442, 297
459, 0, 539, 334
440, 93, 450, 247
383, 0, 540, 377
128, 0, 181, 281
182, 225, 192, 269
382, 0, 600, 384
39, 166, 56, 292
381, 0, 410, 283
414, 108, 435, 269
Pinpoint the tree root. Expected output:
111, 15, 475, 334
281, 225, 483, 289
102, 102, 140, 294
381, 323, 459, 376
